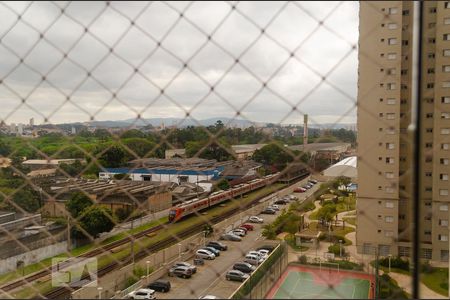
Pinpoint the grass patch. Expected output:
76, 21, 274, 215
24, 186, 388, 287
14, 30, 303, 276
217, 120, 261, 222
342, 217, 356, 226
284, 234, 309, 252
421, 267, 448, 296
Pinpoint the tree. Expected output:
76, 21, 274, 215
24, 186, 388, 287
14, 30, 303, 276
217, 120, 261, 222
316, 204, 336, 227
58, 161, 84, 177
115, 207, 131, 222
77, 206, 115, 238
253, 143, 293, 172
0, 139, 11, 157
262, 223, 277, 240
99, 145, 126, 168
122, 138, 156, 158
216, 178, 230, 191
10, 189, 40, 213
66, 192, 93, 218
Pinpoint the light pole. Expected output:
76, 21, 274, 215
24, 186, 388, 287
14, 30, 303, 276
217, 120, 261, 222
339, 240, 343, 257
146, 260, 150, 276
97, 287, 103, 299
388, 254, 392, 273
178, 243, 182, 258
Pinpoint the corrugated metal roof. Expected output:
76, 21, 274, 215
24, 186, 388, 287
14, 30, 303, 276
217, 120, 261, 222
103, 167, 224, 176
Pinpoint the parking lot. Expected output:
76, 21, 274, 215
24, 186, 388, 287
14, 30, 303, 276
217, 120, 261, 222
136, 177, 320, 299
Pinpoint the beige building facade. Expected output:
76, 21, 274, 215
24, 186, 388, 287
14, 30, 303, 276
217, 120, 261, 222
357, 1, 450, 263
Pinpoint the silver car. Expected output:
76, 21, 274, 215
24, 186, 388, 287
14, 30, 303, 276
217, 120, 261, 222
196, 249, 215, 260
220, 233, 242, 241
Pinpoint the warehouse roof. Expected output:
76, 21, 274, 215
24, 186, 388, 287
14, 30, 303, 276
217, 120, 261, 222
322, 156, 357, 178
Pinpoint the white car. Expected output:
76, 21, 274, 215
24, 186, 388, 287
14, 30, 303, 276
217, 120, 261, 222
257, 249, 269, 260
196, 249, 216, 260
269, 204, 280, 211
231, 228, 246, 237
244, 253, 264, 266
127, 288, 156, 299
247, 251, 263, 260
249, 216, 263, 223
199, 295, 219, 299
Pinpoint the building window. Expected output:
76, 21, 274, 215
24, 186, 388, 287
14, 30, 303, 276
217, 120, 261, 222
441, 158, 449, 165
441, 174, 449, 181
428, 53, 435, 59
425, 187, 433, 192
427, 68, 435, 74
386, 143, 395, 150
443, 82, 450, 88
387, 68, 396, 75
442, 96, 450, 104
388, 38, 397, 45
385, 172, 394, 179
425, 98, 434, 103
387, 127, 395, 134
429, 22, 436, 28
401, 69, 407, 75
426, 113, 433, 119
446, 2, 450, 9
439, 235, 449, 242
387, 83, 396, 90
421, 249, 432, 259
446, 18, 450, 25
385, 201, 394, 208
426, 128, 433, 133
387, 53, 397, 60
439, 204, 449, 211
386, 113, 395, 120
386, 157, 394, 164
444, 34, 450, 41
401, 9, 407, 15
441, 250, 449, 263
388, 7, 398, 14
425, 172, 432, 177
424, 230, 431, 235
427, 83, 434, 89
441, 113, 450, 119
442, 143, 449, 150
441, 128, 450, 134
444, 66, 450, 73
429, 38, 436, 44
385, 216, 394, 223
402, 40, 408, 46
439, 219, 449, 227
387, 98, 396, 105
440, 189, 449, 196
388, 23, 398, 29
425, 143, 433, 148
430, 7, 437, 13
384, 231, 394, 237
444, 49, 450, 56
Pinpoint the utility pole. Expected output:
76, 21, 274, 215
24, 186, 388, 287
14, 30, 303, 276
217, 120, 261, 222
131, 202, 135, 265
67, 215, 71, 251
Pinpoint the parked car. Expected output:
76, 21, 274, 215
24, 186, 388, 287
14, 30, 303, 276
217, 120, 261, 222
201, 246, 220, 257
303, 185, 312, 190
257, 249, 269, 260
248, 216, 264, 223
289, 195, 298, 201
195, 249, 216, 260
308, 180, 316, 185
172, 262, 197, 274
240, 223, 254, 231
274, 199, 288, 205
199, 295, 219, 299
247, 251, 263, 260
256, 245, 275, 253
168, 265, 193, 278
233, 262, 256, 274
127, 288, 156, 299
231, 228, 246, 237
237, 226, 248, 233
220, 233, 242, 241
226, 270, 250, 282
269, 204, 280, 211
147, 279, 171, 293
261, 208, 276, 215
294, 187, 306, 193
244, 253, 264, 266
207, 241, 228, 251
309, 179, 318, 184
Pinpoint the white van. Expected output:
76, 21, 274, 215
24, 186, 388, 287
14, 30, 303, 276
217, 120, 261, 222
244, 254, 263, 266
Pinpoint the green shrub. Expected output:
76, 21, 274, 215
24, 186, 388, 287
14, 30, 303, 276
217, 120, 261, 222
298, 255, 308, 264
328, 243, 346, 257
379, 256, 409, 271
379, 273, 409, 299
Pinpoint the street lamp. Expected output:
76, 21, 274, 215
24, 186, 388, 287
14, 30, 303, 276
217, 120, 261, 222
388, 254, 392, 273
178, 243, 182, 258
146, 260, 150, 276
339, 240, 343, 257
97, 287, 103, 299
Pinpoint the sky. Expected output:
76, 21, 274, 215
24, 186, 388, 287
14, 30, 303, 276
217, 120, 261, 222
0, 1, 359, 127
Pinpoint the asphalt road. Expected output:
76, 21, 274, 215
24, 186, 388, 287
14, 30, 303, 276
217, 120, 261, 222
145, 176, 321, 299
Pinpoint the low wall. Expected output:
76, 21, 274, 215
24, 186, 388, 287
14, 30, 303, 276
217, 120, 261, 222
0, 241, 68, 275
0, 212, 15, 224
0, 214, 41, 231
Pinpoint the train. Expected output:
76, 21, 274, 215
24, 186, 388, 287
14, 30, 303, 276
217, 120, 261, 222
168, 167, 309, 223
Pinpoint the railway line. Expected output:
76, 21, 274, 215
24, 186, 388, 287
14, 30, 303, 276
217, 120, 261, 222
2, 171, 309, 299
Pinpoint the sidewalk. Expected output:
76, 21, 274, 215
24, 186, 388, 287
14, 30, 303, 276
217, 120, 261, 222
387, 271, 447, 299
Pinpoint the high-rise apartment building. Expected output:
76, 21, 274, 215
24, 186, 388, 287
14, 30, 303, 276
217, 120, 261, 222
357, 1, 450, 263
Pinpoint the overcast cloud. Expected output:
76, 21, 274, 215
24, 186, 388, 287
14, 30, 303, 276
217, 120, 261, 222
0, 1, 359, 126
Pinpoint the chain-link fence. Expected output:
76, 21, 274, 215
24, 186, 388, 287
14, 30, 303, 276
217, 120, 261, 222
0, 1, 448, 299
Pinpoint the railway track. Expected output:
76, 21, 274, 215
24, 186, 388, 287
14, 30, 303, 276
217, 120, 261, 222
5, 173, 309, 299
